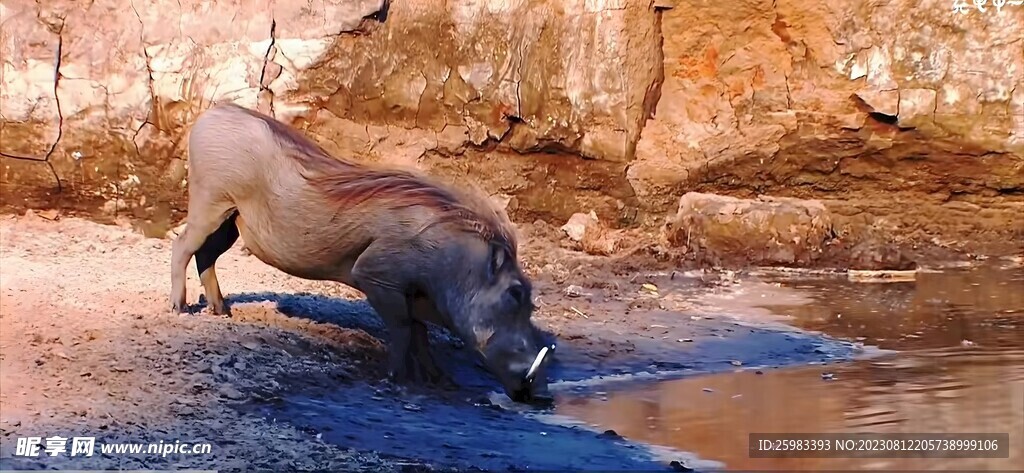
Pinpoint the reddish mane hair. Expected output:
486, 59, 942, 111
226, 104, 518, 254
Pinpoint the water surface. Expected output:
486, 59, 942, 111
555, 261, 1024, 471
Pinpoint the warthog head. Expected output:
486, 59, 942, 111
454, 239, 554, 405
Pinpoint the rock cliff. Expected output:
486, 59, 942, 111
2, 0, 1022, 260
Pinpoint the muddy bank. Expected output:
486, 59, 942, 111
234, 273, 862, 471
0, 213, 868, 471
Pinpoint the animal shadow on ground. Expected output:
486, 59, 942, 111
191, 292, 557, 394
207, 293, 676, 472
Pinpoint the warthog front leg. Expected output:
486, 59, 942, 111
407, 321, 451, 386
351, 277, 414, 380
352, 244, 452, 385
364, 288, 414, 381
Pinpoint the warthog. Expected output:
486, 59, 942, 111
169, 102, 554, 403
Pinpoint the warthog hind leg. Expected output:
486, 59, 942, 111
194, 213, 240, 315
170, 199, 236, 314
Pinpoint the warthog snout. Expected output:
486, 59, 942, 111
516, 344, 555, 403
481, 328, 555, 405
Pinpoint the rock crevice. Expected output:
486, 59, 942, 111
0, 12, 65, 192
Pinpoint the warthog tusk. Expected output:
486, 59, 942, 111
525, 344, 555, 382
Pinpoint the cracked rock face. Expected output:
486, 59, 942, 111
1, 0, 1022, 254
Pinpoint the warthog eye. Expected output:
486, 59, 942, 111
507, 282, 528, 308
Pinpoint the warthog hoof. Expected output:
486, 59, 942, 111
170, 302, 194, 315
387, 352, 456, 389
511, 386, 555, 407
202, 304, 231, 317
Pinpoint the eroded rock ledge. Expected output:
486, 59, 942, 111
2, 0, 1022, 261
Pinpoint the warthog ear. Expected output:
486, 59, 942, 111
487, 242, 507, 279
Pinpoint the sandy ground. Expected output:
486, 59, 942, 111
0, 212, 859, 471
0, 213, 403, 471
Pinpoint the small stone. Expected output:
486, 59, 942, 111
218, 385, 246, 400
560, 212, 598, 242
669, 460, 694, 472
37, 209, 60, 221
597, 429, 624, 440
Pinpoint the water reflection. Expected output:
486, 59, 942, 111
555, 262, 1024, 471
760, 261, 1024, 351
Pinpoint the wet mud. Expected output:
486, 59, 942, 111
235, 288, 858, 471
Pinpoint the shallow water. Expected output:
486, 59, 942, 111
554, 260, 1024, 471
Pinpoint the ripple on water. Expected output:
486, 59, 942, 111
546, 262, 1024, 471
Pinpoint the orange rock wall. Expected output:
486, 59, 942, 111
1, 0, 1021, 251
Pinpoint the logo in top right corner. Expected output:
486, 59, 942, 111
953, 0, 1024, 15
